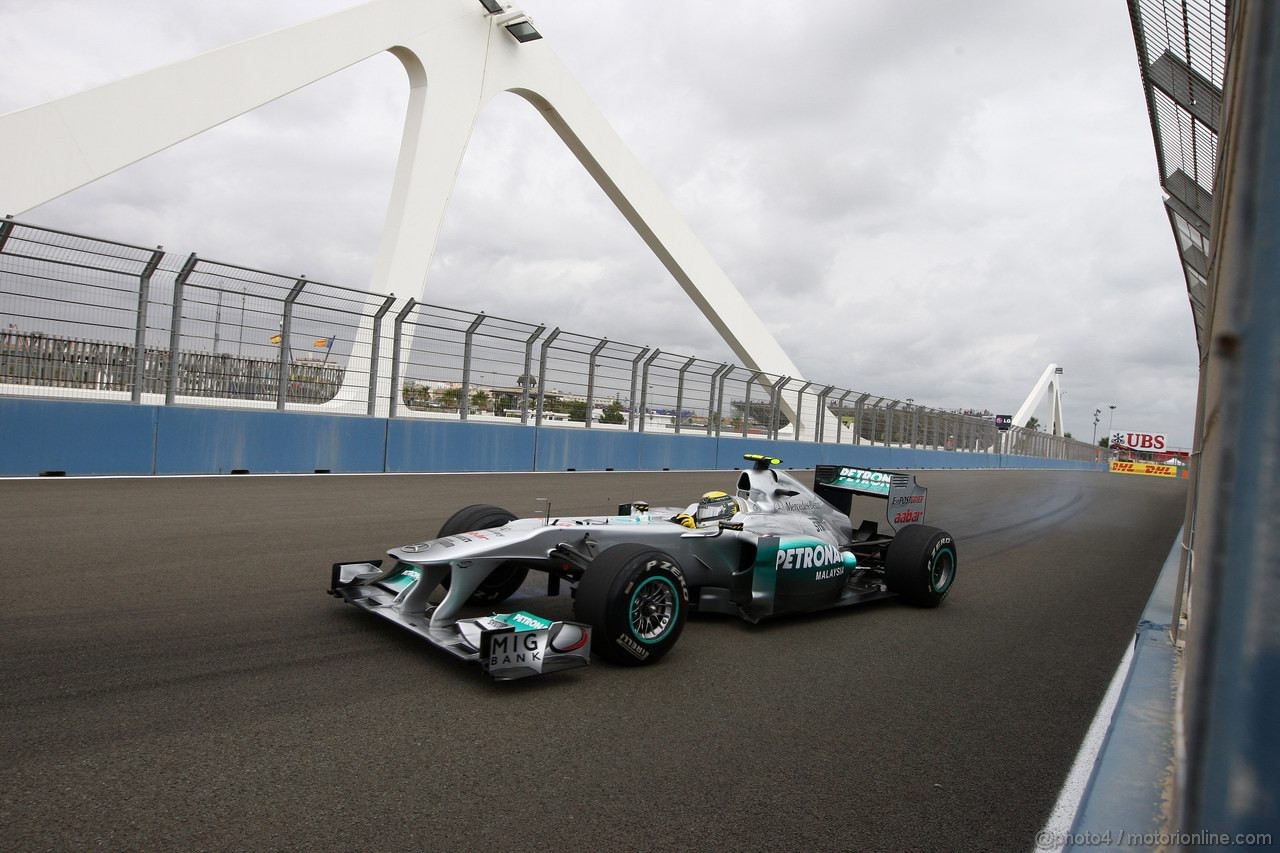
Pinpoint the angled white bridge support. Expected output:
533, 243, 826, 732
1012, 364, 1065, 437
0, 0, 825, 429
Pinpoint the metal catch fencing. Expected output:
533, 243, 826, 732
0, 218, 1098, 461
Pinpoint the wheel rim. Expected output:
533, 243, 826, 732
931, 548, 956, 593
629, 575, 678, 642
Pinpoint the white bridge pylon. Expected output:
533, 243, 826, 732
0, 0, 827, 431
1012, 364, 1065, 437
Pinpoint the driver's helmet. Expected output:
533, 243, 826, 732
696, 491, 739, 525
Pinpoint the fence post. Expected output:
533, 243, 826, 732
742, 371, 763, 438
389, 299, 416, 419
707, 363, 728, 436
769, 376, 789, 440
674, 356, 696, 435
459, 313, 486, 422
815, 385, 834, 443
793, 380, 812, 441
716, 363, 737, 438
583, 338, 607, 429
131, 247, 164, 403
276, 277, 306, 410
767, 375, 787, 440
367, 295, 396, 417
627, 347, 648, 430
637, 349, 661, 433
762, 373, 773, 438
517, 322, 542, 422
833, 390, 853, 443
535, 328, 561, 427
854, 394, 870, 446
765, 376, 779, 440
165, 253, 198, 406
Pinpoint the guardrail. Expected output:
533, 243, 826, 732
0, 217, 1099, 462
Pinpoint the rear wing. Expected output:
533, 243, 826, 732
813, 465, 928, 533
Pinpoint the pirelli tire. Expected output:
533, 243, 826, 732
574, 544, 688, 667
885, 524, 957, 608
437, 504, 530, 605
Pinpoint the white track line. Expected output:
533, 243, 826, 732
1035, 639, 1137, 851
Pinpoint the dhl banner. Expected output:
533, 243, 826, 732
1110, 460, 1185, 478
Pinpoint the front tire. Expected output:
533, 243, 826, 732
437, 504, 530, 605
885, 524, 957, 607
574, 544, 688, 666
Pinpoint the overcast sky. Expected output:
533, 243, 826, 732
0, 0, 1199, 446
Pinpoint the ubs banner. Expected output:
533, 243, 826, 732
1110, 430, 1168, 452
1109, 460, 1183, 478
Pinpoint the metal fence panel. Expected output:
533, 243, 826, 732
0, 218, 1105, 463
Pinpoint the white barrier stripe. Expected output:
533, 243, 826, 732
1036, 639, 1138, 852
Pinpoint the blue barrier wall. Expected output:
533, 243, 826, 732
0, 397, 1106, 476
0, 397, 158, 475
387, 419, 537, 473
155, 407, 388, 474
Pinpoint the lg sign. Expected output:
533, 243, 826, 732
1111, 431, 1167, 451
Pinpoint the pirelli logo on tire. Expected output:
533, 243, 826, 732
1109, 460, 1183, 478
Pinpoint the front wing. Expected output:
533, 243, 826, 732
330, 560, 591, 681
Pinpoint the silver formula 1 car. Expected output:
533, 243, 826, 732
329, 454, 957, 680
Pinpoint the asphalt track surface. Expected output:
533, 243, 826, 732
1, 468, 1186, 852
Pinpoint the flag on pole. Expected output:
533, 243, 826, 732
314, 336, 335, 349
270, 334, 282, 344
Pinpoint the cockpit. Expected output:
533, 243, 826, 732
673, 490, 746, 528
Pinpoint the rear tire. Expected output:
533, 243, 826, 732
885, 524, 957, 607
574, 544, 688, 666
437, 504, 530, 605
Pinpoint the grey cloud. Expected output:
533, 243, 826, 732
3, 0, 1201, 446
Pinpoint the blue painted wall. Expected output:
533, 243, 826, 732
387, 419, 536, 473
0, 397, 1106, 476
0, 397, 157, 476
155, 407, 387, 474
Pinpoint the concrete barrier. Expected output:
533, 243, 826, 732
155, 407, 388, 474
0, 397, 157, 476
0, 397, 1105, 476
387, 418, 536, 473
